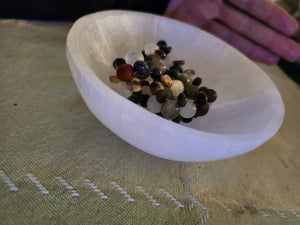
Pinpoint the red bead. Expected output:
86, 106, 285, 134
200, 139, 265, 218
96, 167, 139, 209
116, 64, 134, 81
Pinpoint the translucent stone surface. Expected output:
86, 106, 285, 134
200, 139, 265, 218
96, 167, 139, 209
125, 51, 144, 66
144, 43, 159, 55
170, 80, 184, 97
180, 100, 197, 118
67, 10, 285, 162
147, 95, 162, 113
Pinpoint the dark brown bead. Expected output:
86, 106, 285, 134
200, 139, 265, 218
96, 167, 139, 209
205, 89, 217, 103
154, 49, 166, 60
116, 64, 134, 82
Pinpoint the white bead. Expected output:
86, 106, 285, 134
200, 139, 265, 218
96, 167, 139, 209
116, 82, 132, 98
144, 43, 159, 55
170, 80, 184, 97
180, 100, 197, 118
147, 95, 162, 113
125, 51, 144, 66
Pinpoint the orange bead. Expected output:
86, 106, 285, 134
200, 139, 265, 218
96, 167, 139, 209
116, 64, 134, 82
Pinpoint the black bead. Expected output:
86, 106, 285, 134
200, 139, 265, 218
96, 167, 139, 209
156, 90, 166, 103
172, 115, 181, 123
192, 77, 202, 86
164, 87, 174, 100
205, 89, 217, 103
128, 91, 142, 104
199, 86, 208, 92
150, 68, 162, 81
113, 58, 126, 69
140, 95, 150, 107
195, 92, 208, 106
157, 40, 167, 49
168, 69, 180, 80
142, 50, 147, 58
177, 92, 187, 107
169, 65, 183, 73
181, 117, 193, 123
162, 46, 172, 55
133, 60, 149, 75
194, 103, 209, 117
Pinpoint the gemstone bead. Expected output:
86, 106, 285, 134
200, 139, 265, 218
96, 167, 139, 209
150, 68, 162, 81
170, 65, 183, 73
177, 92, 187, 107
116, 64, 134, 82
116, 81, 132, 98
157, 40, 167, 50
154, 49, 166, 60
156, 90, 166, 103
181, 117, 193, 123
150, 81, 164, 94
145, 54, 160, 70
147, 95, 162, 113
133, 60, 150, 79
195, 91, 208, 106
205, 89, 217, 103
144, 43, 159, 55
173, 60, 185, 67
180, 73, 192, 86
125, 51, 144, 66
141, 85, 152, 96
161, 75, 172, 87
183, 69, 195, 76
126, 81, 142, 92
161, 100, 180, 120
109, 75, 120, 83
113, 58, 126, 69
140, 95, 150, 107
180, 100, 197, 118
185, 84, 199, 100
162, 46, 172, 55
194, 103, 209, 117
192, 77, 202, 86
170, 80, 184, 98
168, 69, 180, 80
164, 87, 174, 100
128, 91, 142, 104
172, 115, 181, 123
199, 86, 208, 92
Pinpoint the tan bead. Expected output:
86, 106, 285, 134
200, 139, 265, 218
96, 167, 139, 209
161, 75, 173, 87
109, 75, 121, 83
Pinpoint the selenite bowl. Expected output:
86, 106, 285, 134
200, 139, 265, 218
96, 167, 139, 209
66, 10, 284, 162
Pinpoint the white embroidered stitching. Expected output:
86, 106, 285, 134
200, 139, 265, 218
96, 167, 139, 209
83, 179, 108, 199
184, 174, 197, 189
136, 186, 160, 206
110, 181, 134, 202
208, 195, 232, 212
55, 176, 79, 197
26, 173, 49, 194
160, 188, 184, 208
0, 170, 18, 191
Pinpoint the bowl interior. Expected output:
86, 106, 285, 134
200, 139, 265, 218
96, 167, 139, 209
77, 11, 281, 135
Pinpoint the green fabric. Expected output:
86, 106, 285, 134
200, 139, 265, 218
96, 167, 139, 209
1, 19, 300, 225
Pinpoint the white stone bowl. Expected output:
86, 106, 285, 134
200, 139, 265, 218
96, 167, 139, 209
66, 10, 284, 162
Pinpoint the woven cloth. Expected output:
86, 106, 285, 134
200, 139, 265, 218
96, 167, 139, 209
0, 19, 300, 225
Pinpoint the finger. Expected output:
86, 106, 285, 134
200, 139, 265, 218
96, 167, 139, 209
203, 20, 279, 64
219, 4, 300, 62
225, 0, 299, 36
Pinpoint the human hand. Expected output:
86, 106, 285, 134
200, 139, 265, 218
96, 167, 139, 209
165, 0, 300, 65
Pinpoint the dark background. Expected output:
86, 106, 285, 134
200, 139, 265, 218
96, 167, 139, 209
1, 0, 169, 21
